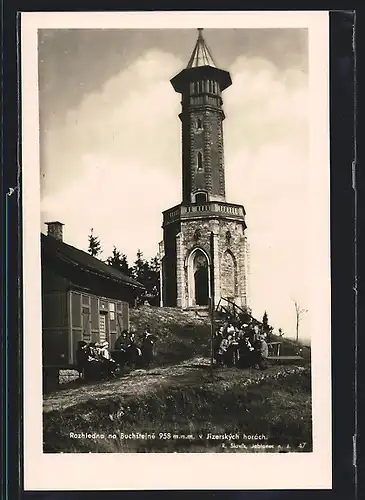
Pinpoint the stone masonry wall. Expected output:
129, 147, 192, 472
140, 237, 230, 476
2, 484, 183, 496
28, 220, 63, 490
176, 217, 247, 307
217, 219, 247, 307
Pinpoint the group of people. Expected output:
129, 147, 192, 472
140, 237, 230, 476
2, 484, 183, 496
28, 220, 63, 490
76, 326, 156, 382
75, 319, 270, 383
213, 322, 269, 370
113, 327, 156, 369
76, 340, 117, 381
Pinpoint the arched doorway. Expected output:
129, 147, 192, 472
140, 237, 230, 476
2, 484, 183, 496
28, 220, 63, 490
188, 248, 210, 307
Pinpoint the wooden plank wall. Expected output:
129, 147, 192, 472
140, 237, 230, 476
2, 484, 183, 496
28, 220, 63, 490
42, 291, 69, 366
69, 291, 130, 364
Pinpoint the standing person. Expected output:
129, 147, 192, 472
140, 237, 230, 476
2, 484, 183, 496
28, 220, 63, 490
253, 335, 269, 370
253, 325, 260, 342
227, 323, 235, 337
236, 329, 246, 368
225, 334, 235, 367
141, 326, 155, 368
213, 327, 224, 365
243, 336, 256, 367
112, 330, 129, 370
218, 335, 230, 367
126, 329, 142, 367
76, 341, 88, 379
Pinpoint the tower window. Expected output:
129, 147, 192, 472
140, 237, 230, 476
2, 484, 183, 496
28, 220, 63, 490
197, 151, 203, 170
194, 229, 201, 241
195, 192, 207, 204
197, 118, 203, 130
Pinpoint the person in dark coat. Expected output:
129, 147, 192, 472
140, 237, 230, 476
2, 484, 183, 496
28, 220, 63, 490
140, 327, 155, 367
114, 330, 128, 351
76, 341, 88, 378
213, 327, 224, 365
113, 330, 129, 367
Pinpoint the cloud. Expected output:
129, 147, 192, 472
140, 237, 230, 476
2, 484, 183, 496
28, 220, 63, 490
223, 55, 310, 337
40, 47, 310, 339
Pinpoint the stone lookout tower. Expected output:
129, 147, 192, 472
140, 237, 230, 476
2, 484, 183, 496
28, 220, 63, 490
160, 29, 249, 310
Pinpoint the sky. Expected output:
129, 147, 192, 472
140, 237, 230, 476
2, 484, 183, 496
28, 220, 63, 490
38, 27, 311, 341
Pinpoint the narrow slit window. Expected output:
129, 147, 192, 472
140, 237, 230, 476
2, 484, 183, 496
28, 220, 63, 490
197, 152, 203, 170
197, 118, 203, 129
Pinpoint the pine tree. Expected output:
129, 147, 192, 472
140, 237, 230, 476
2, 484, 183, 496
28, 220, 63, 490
146, 255, 160, 305
133, 249, 146, 283
88, 228, 102, 258
106, 246, 130, 275
131, 251, 161, 306
262, 310, 269, 329
262, 310, 272, 337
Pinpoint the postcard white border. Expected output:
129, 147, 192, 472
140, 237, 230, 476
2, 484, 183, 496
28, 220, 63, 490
22, 11, 331, 491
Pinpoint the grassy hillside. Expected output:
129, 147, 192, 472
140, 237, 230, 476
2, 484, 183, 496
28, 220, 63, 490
129, 306, 211, 365
129, 306, 310, 364
47, 307, 312, 453
44, 362, 312, 453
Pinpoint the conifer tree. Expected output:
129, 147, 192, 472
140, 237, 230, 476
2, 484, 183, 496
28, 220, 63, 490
133, 249, 146, 283
87, 228, 102, 258
262, 310, 269, 330
106, 246, 130, 275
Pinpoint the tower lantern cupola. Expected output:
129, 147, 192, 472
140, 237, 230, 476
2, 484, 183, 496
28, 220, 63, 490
170, 28, 232, 204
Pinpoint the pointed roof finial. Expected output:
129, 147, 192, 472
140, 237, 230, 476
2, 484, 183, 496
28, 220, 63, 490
186, 28, 217, 69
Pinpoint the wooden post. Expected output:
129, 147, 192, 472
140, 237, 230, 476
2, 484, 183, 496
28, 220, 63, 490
210, 297, 214, 375
209, 232, 215, 376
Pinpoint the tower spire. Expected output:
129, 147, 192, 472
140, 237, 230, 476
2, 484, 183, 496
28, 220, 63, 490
186, 28, 217, 69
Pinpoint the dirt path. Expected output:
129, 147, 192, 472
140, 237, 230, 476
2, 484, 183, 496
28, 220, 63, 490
43, 357, 307, 414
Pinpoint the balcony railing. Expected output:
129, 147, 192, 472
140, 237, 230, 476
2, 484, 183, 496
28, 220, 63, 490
163, 201, 246, 225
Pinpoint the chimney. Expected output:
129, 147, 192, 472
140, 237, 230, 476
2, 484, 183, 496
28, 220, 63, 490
45, 221, 64, 242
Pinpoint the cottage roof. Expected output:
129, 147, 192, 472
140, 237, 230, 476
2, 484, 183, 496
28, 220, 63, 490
41, 233, 145, 290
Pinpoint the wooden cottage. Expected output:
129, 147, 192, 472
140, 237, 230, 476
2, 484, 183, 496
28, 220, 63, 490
41, 222, 145, 376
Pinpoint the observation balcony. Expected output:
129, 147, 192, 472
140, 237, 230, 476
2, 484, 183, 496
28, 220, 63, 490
162, 201, 246, 228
